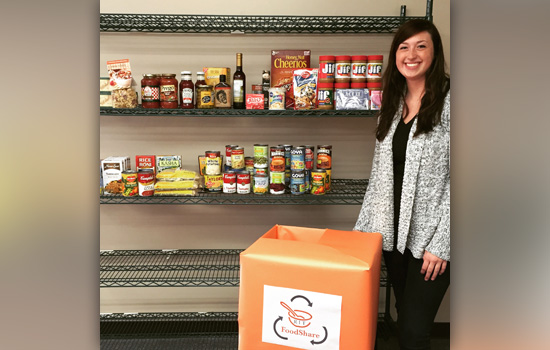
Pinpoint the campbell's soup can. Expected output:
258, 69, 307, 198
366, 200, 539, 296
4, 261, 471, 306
290, 146, 306, 171
236, 172, 251, 194
223, 171, 236, 194
253, 144, 268, 169
311, 169, 327, 195
231, 147, 245, 170
253, 174, 268, 195
137, 169, 155, 196
316, 145, 332, 169
122, 170, 139, 197
303, 145, 315, 170
290, 170, 306, 195
225, 144, 238, 167
280, 144, 293, 169
269, 171, 286, 195
205, 150, 222, 175
270, 146, 285, 172
325, 169, 332, 192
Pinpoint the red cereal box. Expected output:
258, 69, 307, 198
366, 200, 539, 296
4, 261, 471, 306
136, 155, 156, 174
271, 50, 311, 109
246, 94, 265, 109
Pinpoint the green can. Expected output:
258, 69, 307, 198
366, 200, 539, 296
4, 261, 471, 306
253, 144, 268, 169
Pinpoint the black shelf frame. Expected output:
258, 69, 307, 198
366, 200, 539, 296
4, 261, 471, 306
100, 1, 433, 34
100, 179, 368, 205
100, 249, 388, 288
100, 106, 378, 117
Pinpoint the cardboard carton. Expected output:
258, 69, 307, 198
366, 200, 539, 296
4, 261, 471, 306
238, 225, 382, 350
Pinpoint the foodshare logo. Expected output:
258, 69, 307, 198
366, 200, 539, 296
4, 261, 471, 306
262, 285, 342, 349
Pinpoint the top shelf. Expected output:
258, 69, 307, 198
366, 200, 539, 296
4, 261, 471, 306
100, 3, 433, 34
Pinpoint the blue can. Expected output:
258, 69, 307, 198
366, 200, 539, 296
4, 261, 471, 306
290, 146, 306, 171
290, 170, 306, 195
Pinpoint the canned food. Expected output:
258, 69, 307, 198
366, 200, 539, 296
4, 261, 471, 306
231, 147, 245, 170
269, 171, 286, 195
204, 174, 223, 192
245, 156, 254, 173
325, 169, 332, 192
225, 145, 238, 167
290, 170, 306, 195
268, 87, 285, 110
137, 169, 155, 196
223, 171, 236, 194
304, 168, 311, 192
253, 167, 268, 176
205, 150, 222, 175
253, 174, 268, 195
311, 169, 327, 195
303, 145, 315, 170
270, 146, 285, 172
290, 146, 306, 171
121, 170, 138, 197
280, 144, 293, 169
236, 172, 251, 194
316, 145, 332, 169
253, 144, 268, 169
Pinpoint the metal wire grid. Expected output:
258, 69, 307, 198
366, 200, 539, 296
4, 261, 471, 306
99, 14, 425, 34
100, 249, 388, 288
100, 179, 368, 205
100, 107, 379, 117
100, 249, 242, 287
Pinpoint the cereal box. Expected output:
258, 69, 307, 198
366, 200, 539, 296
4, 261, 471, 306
271, 50, 311, 109
203, 67, 232, 86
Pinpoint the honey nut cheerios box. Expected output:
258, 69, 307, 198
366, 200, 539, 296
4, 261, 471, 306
238, 225, 382, 350
271, 50, 311, 109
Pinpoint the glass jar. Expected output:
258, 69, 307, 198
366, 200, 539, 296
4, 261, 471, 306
179, 71, 194, 109
159, 74, 178, 109
196, 84, 214, 109
141, 74, 160, 108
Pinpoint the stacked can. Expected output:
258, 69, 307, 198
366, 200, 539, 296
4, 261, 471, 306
290, 146, 306, 195
253, 144, 269, 195
316, 145, 332, 193
280, 144, 293, 191
224, 144, 238, 171
269, 145, 286, 195
205, 150, 223, 193
303, 145, 315, 192
318, 56, 335, 110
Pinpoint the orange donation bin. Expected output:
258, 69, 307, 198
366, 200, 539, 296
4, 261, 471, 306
238, 225, 382, 350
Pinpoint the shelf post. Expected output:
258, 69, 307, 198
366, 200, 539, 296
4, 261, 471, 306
400, 5, 406, 17
426, 0, 434, 22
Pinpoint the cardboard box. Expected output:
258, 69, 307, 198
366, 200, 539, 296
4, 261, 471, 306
335, 88, 370, 110
271, 50, 311, 109
203, 67, 231, 86
238, 225, 382, 350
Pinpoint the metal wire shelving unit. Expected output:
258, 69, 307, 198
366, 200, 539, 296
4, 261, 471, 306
100, 179, 368, 205
100, 249, 388, 288
100, 106, 378, 117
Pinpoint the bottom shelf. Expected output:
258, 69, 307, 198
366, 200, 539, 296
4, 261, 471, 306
100, 312, 391, 350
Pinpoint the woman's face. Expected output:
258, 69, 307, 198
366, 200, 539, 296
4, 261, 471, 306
395, 31, 434, 83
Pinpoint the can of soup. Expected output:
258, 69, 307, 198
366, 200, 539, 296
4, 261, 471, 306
225, 144, 238, 167
137, 169, 155, 196
316, 145, 332, 169
236, 171, 251, 194
231, 147, 245, 170
270, 146, 286, 172
223, 170, 237, 194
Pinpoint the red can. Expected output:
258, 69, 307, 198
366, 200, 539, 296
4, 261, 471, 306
236, 172, 251, 194
270, 146, 286, 172
223, 171, 236, 194
225, 144, 238, 167
303, 145, 315, 170
137, 169, 155, 196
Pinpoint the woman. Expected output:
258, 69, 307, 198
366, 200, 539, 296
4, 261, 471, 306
354, 19, 450, 350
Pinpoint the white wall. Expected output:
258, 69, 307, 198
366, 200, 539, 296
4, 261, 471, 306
100, 0, 450, 322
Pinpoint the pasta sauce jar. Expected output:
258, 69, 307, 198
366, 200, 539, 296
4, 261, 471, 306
141, 74, 160, 108
159, 74, 178, 109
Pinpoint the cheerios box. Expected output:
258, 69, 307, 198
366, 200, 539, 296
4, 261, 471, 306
238, 225, 382, 350
271, 50, 311, 109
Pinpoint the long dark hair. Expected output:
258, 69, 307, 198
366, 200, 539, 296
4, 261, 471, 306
376, 19, 450, 141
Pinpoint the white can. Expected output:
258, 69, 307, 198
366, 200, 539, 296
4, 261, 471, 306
268, 87, 285, 110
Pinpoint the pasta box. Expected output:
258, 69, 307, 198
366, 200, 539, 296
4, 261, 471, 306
238, 225, 382, 350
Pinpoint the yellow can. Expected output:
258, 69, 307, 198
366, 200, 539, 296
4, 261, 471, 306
204, 174, 223, 192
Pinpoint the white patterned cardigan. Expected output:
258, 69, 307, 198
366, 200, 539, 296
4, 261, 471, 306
354, 91, 450, 261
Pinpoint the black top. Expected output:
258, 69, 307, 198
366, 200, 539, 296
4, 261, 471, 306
392, 116, 416, 247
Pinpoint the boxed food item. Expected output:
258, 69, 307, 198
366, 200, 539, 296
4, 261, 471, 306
203, 67, 231, 86
335, 89, 370, 110
246, 94, 264, 109
112, 87, 138, 108
156, 155, 182, 173
101, 156, 131, 194
107, 59, 133, 90
238, 225, 382, 350
136, 155, 156, 174
293, 68, 318, 110
271, 50, 311, 109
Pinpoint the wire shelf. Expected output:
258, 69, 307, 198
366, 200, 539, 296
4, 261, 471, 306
100, 106, 378, 117
100, 179, 368, 205
99, 13, 426, 34
100, 249, 388, 288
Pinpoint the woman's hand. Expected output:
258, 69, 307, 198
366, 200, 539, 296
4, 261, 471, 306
421, 250, 448, 281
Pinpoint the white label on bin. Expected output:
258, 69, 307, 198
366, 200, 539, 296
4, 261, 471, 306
262, 285, 342, 349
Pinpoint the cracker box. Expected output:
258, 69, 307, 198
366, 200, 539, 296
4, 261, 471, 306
335, 88, 370, 110
238, 225, 382, 350
203, 67, 232, 86
271, 50, 311, 109
156, 155, 182, 173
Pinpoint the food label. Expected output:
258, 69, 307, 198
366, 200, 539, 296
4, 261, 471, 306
231, 152, 245, 170
311, 172, 326, 195
290, 148, 305, 171
335, 62, 351, 79
317, 148, 332, 169
205, 156, 221, 175
253, 175, 269, 194
237, 173, 251, 194
290, 171, 306, 195
367, 63, 383, 79
351, 63, 367, 79
233, 80, 244, 103
136, 155, 156, 174
246, 94, 264, 109
223, 172, 237, 193
181, 88, 193, 104
122, 172, 139, 197
156, 155, 182, 173
138, 172, 155, 196
160, 85, 177, 101
317, 89, 334, 108
293, 69, 318, 110
370, 90, 382, 110
107, 59, 132, 90
319, 62, 335, 79
141, 86, 160, 102
215, 86, 232, 108
200, 90, 214, 106
253, 145, 268, 169
204, 174, 223, 192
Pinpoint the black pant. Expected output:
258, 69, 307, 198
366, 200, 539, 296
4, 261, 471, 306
383, 249, 450, 350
